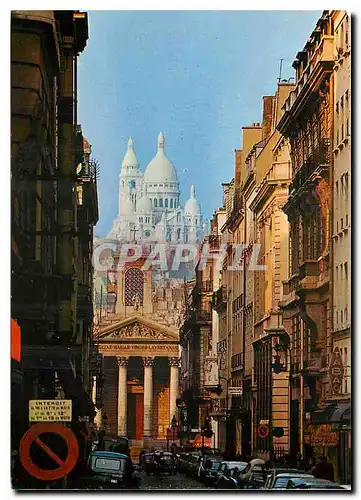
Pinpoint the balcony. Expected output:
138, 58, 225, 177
209, 234, 221, 250
212, 286, 227, 311
195, 309, 212, 323
283, 36, 334, 113
291, 138, 331, 191
302, 352, 327, 377
231, 352, 244, 372
298, 260, 319, 280
279, 275, 300, 308
278, 34, 334, 134
201, 280, 213, 293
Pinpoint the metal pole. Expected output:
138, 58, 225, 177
300, 321, 305, 457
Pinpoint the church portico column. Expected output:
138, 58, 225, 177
117, 357, 128, 437
143, 357, 155, 443
169, 357, 180, 425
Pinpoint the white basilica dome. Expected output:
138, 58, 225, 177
144, 132, 179, 184
122, 137, 140, 170
184, 185, 201, 215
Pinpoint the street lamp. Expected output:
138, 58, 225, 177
176, 397, 186, 449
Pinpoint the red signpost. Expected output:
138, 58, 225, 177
19, 423, 79, 481
257, 424, 270, 439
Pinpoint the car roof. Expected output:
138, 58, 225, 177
222, 461, 247, 466
291, 478, 340, 485
90, 451, 128, 459
276, 473, 314, 478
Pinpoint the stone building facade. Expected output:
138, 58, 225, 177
93, 250, 182, 454
11, 10, 98, 458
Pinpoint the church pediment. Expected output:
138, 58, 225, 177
97, 315, 179, 343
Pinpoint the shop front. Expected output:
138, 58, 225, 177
306, 403, 351, 484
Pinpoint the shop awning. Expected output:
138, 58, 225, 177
311, 403, 351, 425
329, 403, 351, 423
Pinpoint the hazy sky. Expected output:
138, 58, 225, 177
77, 10, 320, 237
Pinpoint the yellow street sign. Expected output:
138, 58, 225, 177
29, 400, 72, 422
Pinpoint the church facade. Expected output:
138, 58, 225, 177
93, 252, 185, 453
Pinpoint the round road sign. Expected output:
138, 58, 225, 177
19, 423, 79, 481
257, 424, 270, 439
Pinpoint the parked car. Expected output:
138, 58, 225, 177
263, 472, 315, 489
178, 452, 190, 474
186, 452, 203, 478
214, 461, 247, 488
141, 453, 156, 475
263, 468, 314, 489
199, 457, 223, 484
236, 458, 267, 489
80, 451, 140, 489
215, 462, 248, 489
159, 452, 177, 475
286, 478, 346, 490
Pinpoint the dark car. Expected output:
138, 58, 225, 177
215, 462, 248, 489
178, 452, 190, 474
159, 452, 177, 475
236, 458, 267, 489
287, 478, 346, 490
80, 451, 139, 489
186, 452, 203, 478
263, 472, 315, 490
199, 457, 223, 485
141, 453, 157, 475
214, 461, 247, 488
263, 468, 314, 489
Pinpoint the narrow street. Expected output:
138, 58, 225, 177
139, 472, 213, 490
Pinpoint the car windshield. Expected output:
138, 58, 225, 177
274, 475, 310, 489
94, 457, 126, 472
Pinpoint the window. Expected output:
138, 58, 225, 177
336, 181, 339, 197
95, 458, 124, 472
336, 310, 338, 325
341, 218, 344, 230
124, 267, 144, 306
177, 228, 181, 240
154, 198, 157, 208
159, 198, 163, 208
340, 309, 343, 324
170, 198, 173, 208
344, 261, 348, 281
165, 198, 168, 208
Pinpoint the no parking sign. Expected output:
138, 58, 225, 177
19, 423, 79, 481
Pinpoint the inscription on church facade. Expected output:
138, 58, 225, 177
99, 343, 179, 357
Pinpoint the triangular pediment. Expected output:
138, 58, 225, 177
97, 314, 179, 343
